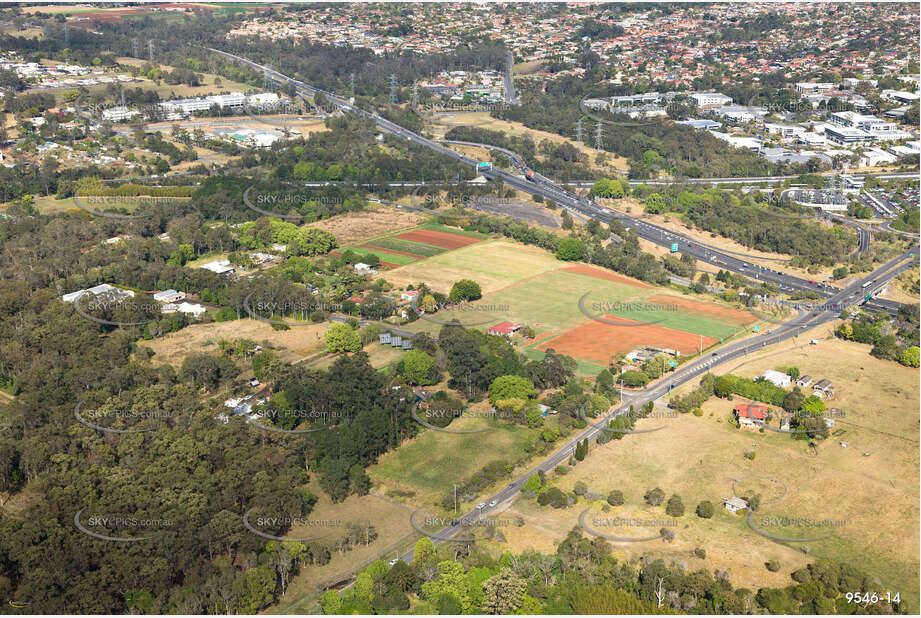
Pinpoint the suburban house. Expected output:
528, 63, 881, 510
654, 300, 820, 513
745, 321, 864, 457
761, 370, 791, 388
813, 379, 835, 398
162, 301, 206, 318
62, 283, 135, 303
199, 260, 235, 276
153, 289, 186, 304
487, 322, 521, 337
723, 497, 749, 514
734, 403, 769, 428
400, 290, 421, 302
795, 375, 814, 388
223, 395, 265, 418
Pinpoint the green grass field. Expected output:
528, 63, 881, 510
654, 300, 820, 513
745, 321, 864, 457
347, 247, 417, 266
363, 237, 446, 257
371, 413, 539, 504
402, 265, 748, 341
419, 222, 492, 238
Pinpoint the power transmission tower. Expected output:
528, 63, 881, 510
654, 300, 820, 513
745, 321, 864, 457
131, 38, 139, 58
147, 39, 154, 62
263, 66, 273, 90
576, 118, 583, 144
64, 22, 69, 45
350, 73, 355, 96
389, 74, 398, 104
594, 121, 604, 150
411, 81, 419, 109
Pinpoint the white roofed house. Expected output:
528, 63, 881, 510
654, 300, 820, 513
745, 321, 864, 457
162, 302, 206, 318
761, 369, 791, 388
61, 284, 135, 303
199, 260, 235, 276
723, 497, 749, 514
153, 289, 186, 304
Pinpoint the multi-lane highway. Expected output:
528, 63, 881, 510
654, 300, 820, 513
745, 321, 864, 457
389, 246, 916, 564
209, 47, 914, 321
207, 48, 919, 580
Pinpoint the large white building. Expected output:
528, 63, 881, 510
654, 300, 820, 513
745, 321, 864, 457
101, 106, 140, 123
689, 92, 732, 108
795, 82, 836, 94
831, 111, 896, 133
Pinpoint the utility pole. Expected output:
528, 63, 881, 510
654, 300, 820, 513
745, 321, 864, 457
594, 121, 604, 150
389, 74, 399, 104
576, 118, 583, 144
453, 484, 458, 514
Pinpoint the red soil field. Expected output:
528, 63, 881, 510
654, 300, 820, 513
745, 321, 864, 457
645, 294, 757, 325
392, 229, 482, 250
536, 317, 717, 366
562, 264, 653, 288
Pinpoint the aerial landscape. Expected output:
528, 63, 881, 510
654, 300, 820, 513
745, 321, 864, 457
0, 1, 918, 615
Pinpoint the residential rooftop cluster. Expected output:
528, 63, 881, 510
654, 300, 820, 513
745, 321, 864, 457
225, 3, 918, 88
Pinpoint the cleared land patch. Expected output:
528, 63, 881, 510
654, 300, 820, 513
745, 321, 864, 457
141, 318, 329, 366
562, 264, 654, 288
384, 239, 562, 295
304, 207, 425, 246
393, 228, 483, 250
645, 294, 757, 325
537, 318, 718, 365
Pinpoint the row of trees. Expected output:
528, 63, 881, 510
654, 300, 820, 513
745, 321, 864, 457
321, 529, 899, 614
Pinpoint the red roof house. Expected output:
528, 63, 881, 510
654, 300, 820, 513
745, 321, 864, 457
734, 403, 769, 426
487, 321, 521, 336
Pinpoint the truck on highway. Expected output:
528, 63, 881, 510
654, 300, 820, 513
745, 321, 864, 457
477, 162, 493, 172
525, 169, 534, 181
670, 243, 679, 252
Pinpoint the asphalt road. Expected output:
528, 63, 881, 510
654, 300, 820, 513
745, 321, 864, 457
207, 47, 920, 578
209, 46, 916, 318
390, 246, 916, 564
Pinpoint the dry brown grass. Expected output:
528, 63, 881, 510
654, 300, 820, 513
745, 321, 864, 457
305, 207, 426, 246
500, 324, 919, 608
429, 111, 629, 173
142, 318, 329, 367
384, 238, 562, 295
273, 481, 417, 613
